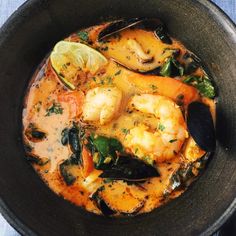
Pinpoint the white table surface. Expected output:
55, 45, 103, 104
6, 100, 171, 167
0, 0, 235, 235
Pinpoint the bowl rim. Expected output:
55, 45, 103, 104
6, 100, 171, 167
0, 0, 235, 235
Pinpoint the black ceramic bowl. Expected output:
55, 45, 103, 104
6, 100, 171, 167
0, 0, 235, 235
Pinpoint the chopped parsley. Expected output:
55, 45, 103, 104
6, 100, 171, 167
169, 139, 177, 143
99, 76, 112, 85
150, 84, 158, 91
100, 46, 108, 51
45, 102, 63, 116
158, 124, 165, 131
114, 70, 121, 76
77, 31, 89, 42
121, 128, 129, 135
183, 75, 215, 98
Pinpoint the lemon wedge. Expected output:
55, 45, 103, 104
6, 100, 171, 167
50, 41, 108, 90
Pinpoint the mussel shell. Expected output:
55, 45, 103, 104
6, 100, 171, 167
183, 52, 201, 74
154, 25, 172, 44
25, 123, 46, 142
98, 18, 143, 41
91, 188, 116, 216
25, 153, 49, 166
187, 102, 216, 152
68, 127, 81, 154
59, 156, 78, 186
98, 18, 163, 42
99, 155, 160, 181
61, 128, 69, 145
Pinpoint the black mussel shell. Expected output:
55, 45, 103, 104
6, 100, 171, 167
99, 155, 159, 181
98, 18, 144, 41
59, 156, 78, 186
187, 102, 216, 152
25, 153, 49, 166
68, 127, 81, 154
25, 123, 46, 142
183, 52, 201, 74
154, 25, 172, 44
61, 128, 69, 145
98, 18, 164, 42
91, 188, 116, 216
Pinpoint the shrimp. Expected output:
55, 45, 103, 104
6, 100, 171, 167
124, 94, 188, 162
82, 86, 122, 125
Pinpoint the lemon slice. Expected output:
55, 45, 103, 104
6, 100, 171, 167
50, 41, 108, 90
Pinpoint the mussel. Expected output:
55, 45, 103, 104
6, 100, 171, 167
99, 155, 160, 181
68, 126, 81, 153
61, 123, 85, 164
25, 123, 47, 142
25, 153, 49, 166
98, 18, 144, 41
59, 154, 80, 186
91, 182, 145, 216
97, 18, 176, 74
98, 18, 172, 44
187, 102, 216, 152
61, 128, 69, 145
91, 187, 116, 216
182, 52, 201, 74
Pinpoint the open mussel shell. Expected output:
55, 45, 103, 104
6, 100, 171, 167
99, 155, 159, 181
187, 102, 216, 152
98, 18, 164, 42
91, 190, 116, 216
98, 18, 144, 41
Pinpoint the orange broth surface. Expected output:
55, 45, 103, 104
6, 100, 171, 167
22, 22, 216, 216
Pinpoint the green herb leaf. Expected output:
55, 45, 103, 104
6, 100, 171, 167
77, 31, 89, 42
45, 102, 63, 116
150, 84, 158, 91
90, 135, 123, 170
160, 57, 184, 77
183, 76, 215, 98
158, 124, 165, 131
121, 128, 129, 135
114, 70, 121, 76
169, 139, 177, 143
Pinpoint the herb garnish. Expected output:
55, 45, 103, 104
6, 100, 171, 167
45, 102, 63, 116
159, 124, 165, 131
183, 75, 215, 98
77, 31, 89, 42
114, 70, 121, 76
169, 139, 177, 143
150, 84, 158, 91
121, 128, 129, 135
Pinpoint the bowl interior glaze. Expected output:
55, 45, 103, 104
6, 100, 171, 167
0, 0, 235, 235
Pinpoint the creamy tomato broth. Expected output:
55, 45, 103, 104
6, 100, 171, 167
22, 19, 216, 216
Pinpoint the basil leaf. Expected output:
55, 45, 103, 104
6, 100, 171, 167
90, 135, 123, 170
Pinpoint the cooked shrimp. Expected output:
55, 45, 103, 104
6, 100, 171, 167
82, 86, 122, 125
124, 94, 188, 162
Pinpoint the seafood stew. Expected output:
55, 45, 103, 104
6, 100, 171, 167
22, 18, 216, 216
